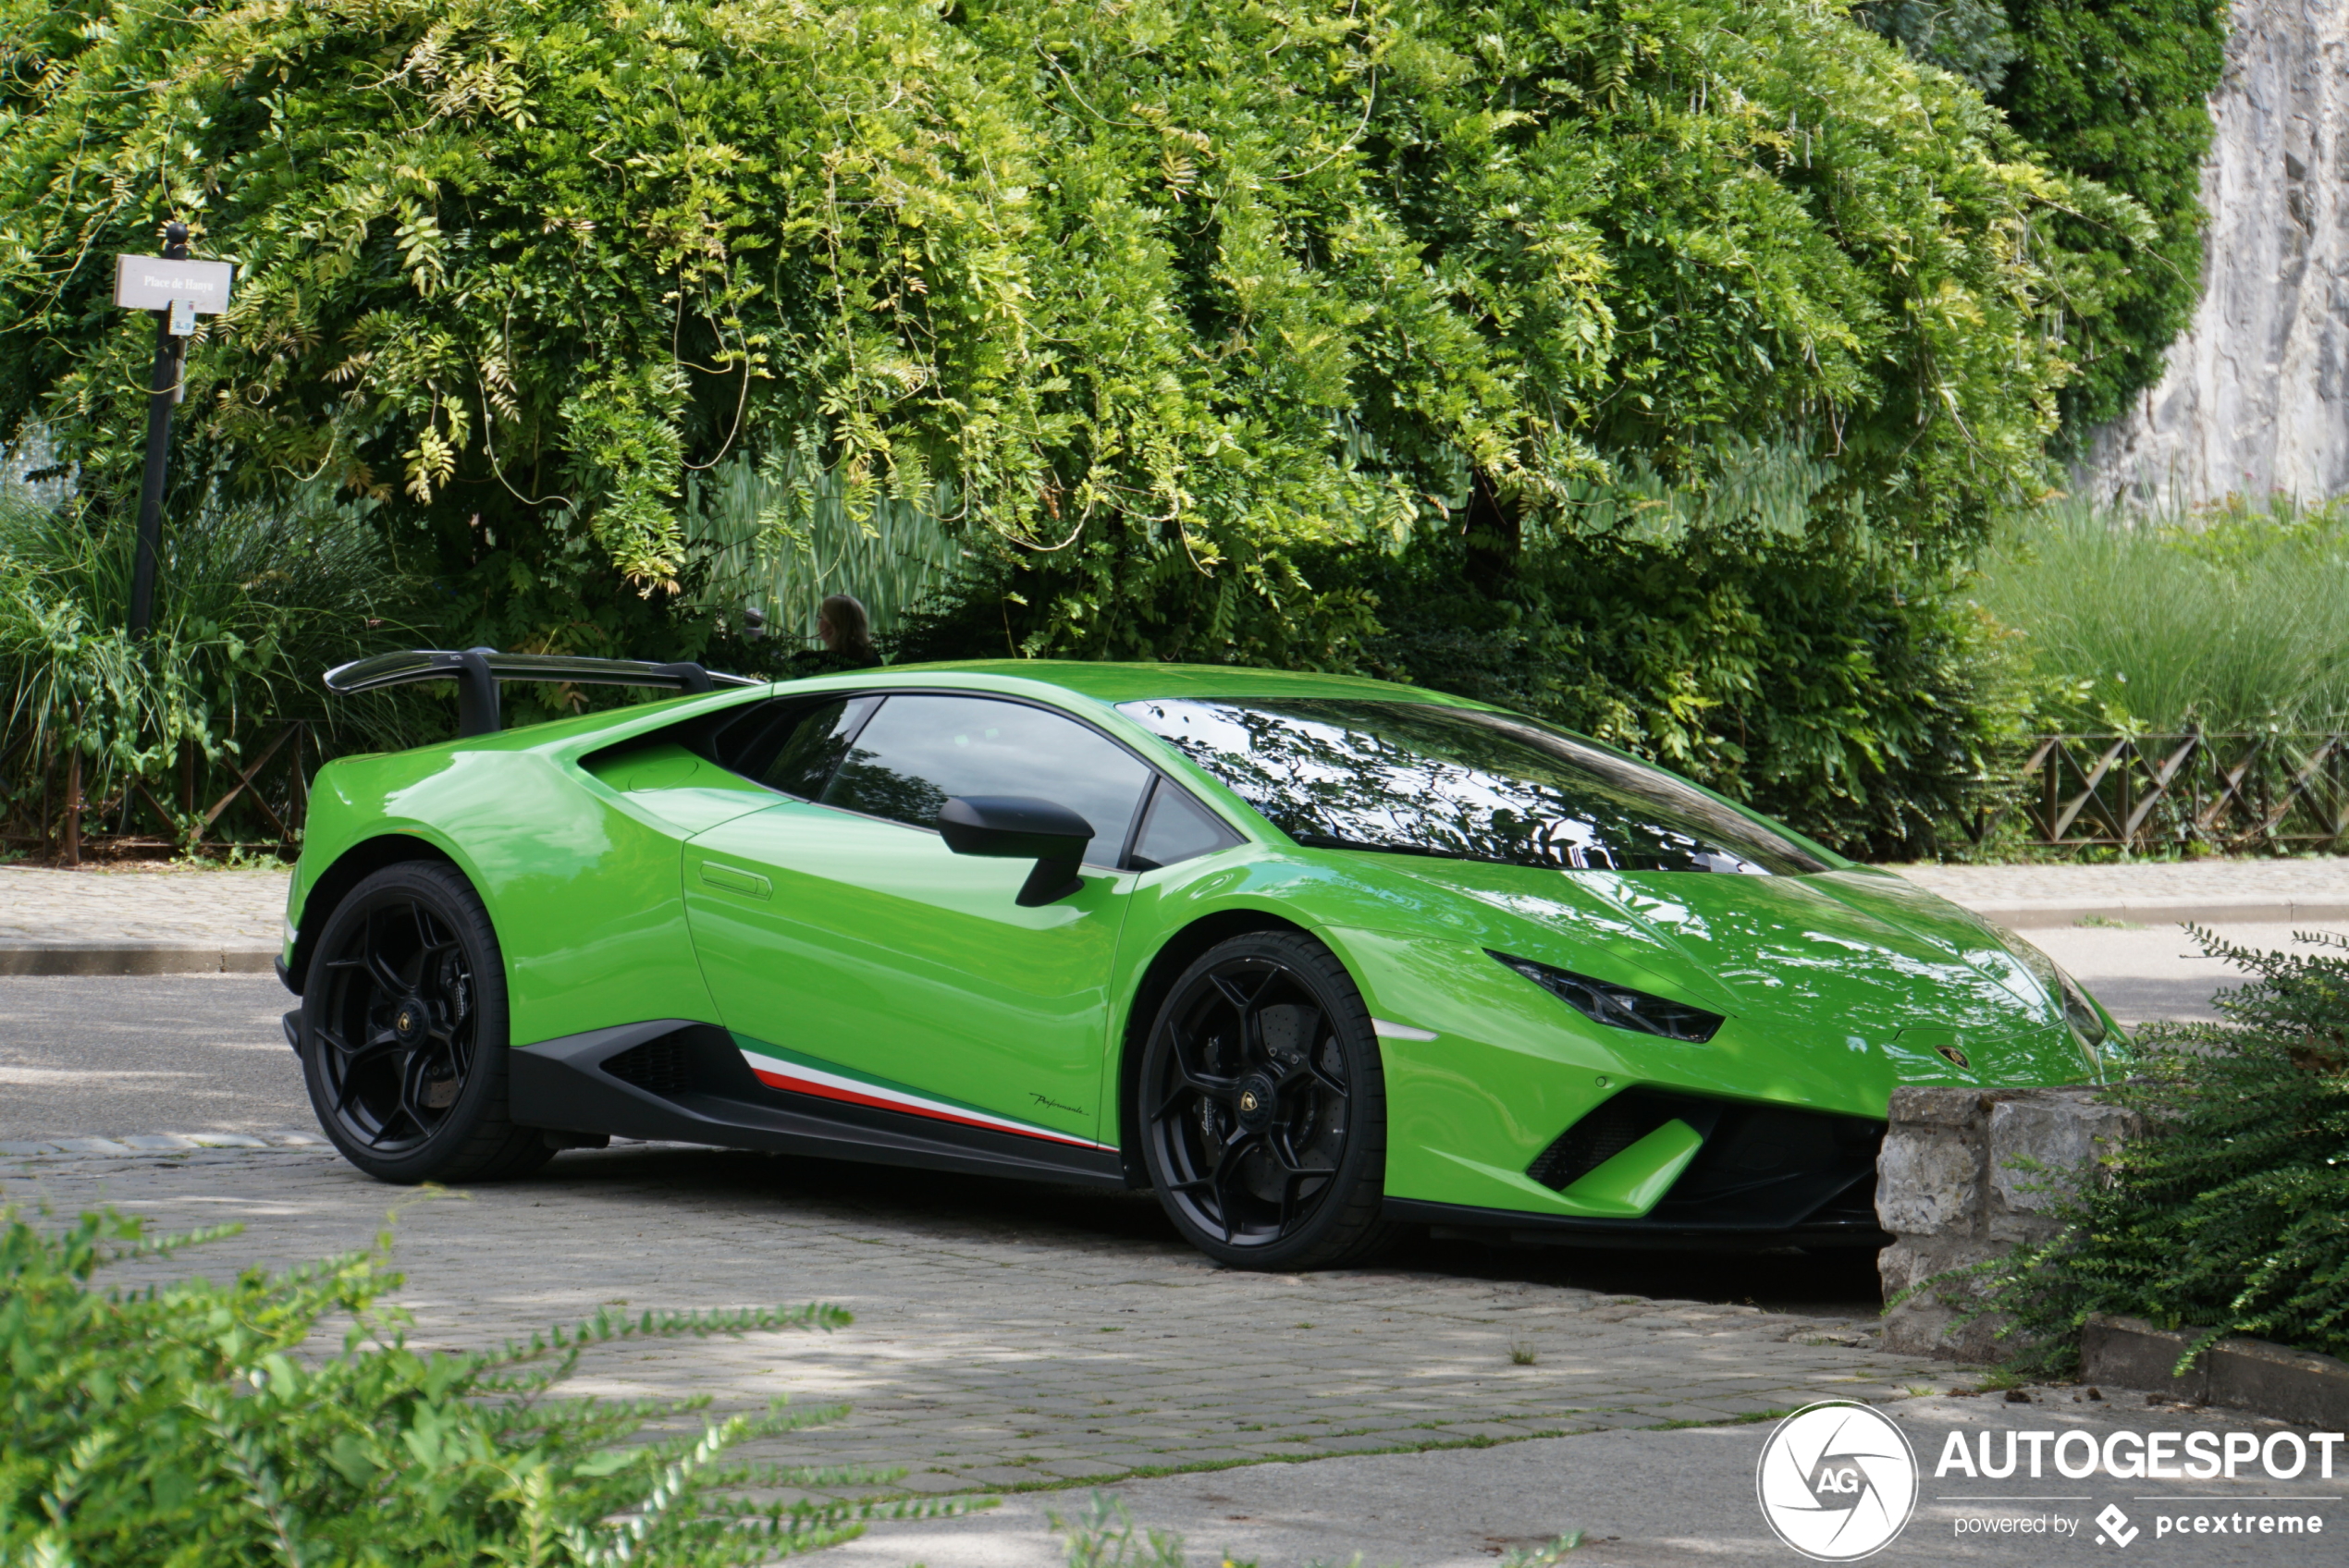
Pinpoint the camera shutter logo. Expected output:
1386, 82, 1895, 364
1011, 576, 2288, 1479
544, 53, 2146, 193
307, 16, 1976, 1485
1754, 1401, 1919, 1561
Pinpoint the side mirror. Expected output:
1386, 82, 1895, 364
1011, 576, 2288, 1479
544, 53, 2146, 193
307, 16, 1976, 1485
938, 796, 1096, 907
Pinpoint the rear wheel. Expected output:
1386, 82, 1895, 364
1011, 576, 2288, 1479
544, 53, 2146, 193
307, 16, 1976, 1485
1138, 930, 1397, 1270
300, 861, 552, 1183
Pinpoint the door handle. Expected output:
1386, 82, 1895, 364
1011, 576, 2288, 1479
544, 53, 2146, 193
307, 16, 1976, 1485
698, 861, 771, 900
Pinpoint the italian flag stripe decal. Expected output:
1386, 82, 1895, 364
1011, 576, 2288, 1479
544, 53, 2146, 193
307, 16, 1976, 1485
733, 1040, 1113, 1151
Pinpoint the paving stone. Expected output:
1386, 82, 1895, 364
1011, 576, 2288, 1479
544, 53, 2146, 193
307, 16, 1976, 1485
0, 1142, 1973, 1494
1417, 1422, 1543, 1441
0, 865, 288, 948
954, 1466, 1048, 1487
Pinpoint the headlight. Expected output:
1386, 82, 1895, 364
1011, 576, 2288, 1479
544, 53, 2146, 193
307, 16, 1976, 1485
2053, 967, 2109, 1049
1987, 925, 2111, 1054
1489, 950, 1725, 1043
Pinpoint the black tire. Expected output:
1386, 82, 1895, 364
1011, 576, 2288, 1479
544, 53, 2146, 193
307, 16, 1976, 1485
299, 861, 553, 1183
1136, 930, 1398, 1270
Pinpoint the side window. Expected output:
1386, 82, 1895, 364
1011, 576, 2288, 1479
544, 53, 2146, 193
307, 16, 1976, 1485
1129, 779, 1243, 870
711, 695, 879, 798
761, 696, 880, 797
822, 695, 1152, 867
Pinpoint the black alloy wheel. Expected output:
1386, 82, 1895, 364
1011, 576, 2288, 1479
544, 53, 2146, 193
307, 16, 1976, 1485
1138, 930, 1396, 1269
300, 861, 551, 1183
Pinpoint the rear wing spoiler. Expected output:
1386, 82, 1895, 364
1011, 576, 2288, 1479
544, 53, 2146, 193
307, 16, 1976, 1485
324, 648, 761, 737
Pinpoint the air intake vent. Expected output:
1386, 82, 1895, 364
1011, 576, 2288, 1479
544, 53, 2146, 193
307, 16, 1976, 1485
1528, 1086, 1886, 1230
1528, 1090, 1687, 1191
601, 1035, 694, 1096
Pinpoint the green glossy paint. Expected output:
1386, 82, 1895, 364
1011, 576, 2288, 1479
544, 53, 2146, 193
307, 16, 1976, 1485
1562, 1119, 1706, 1216
684, 800, 1130, 1143
287, 660, 2111, 1224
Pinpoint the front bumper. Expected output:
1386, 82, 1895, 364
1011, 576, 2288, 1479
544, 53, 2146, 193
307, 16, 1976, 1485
1390, 1085, 1889, 1251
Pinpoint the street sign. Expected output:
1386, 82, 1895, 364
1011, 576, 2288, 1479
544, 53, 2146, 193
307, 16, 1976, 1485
117, 224, 214, 640
113, 253, 233, 314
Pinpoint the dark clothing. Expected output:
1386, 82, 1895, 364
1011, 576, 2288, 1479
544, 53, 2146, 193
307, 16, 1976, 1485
787, 646, 881, 678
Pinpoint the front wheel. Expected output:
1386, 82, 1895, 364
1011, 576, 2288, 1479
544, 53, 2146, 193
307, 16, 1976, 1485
300, 861, 552, 1183
1137, 930, 1397, 1270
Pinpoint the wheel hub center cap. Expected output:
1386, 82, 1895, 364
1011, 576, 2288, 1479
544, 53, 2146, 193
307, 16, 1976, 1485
392, 996, 431, 1047
1235, 1073, 1278, 1133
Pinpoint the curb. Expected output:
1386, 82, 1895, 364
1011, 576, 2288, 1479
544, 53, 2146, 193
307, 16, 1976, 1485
0, 945, 278, 976
1970, 900, 2349, 931
2081, 1314, 2349, 1430
0, 1130, 329, 1158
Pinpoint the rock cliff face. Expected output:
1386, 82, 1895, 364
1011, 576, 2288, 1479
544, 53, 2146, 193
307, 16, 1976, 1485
2082, 0, 2349, 508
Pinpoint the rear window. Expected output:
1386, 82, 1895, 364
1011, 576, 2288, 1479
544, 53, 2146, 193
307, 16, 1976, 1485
1117, 697, 1826, 876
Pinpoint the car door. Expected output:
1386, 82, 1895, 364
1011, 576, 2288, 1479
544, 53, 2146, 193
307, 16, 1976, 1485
683, 691, 1155, 1147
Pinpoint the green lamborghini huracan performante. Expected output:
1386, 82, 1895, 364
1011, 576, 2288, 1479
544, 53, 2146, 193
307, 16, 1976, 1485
278, 653, 2120, 1269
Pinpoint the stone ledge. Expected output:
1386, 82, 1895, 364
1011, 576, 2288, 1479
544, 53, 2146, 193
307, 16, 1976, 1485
2082, 1315, 2349, 1430
1877, 1084, 2146, 1362
0, 944, 277, 976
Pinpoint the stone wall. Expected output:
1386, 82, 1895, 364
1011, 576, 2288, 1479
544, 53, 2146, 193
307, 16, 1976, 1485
2081, 0, 2349, 508
1876, 1085, 2145, 1361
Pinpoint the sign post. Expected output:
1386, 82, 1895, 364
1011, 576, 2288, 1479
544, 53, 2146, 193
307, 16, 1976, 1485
111, 227, 234, 636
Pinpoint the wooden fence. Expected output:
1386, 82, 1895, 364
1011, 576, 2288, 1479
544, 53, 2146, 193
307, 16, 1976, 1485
16, 721, 314, 867
1965, 732, 2349, 855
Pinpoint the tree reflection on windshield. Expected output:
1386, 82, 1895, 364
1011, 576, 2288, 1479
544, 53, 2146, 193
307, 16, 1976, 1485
1118, 698, 1826, 875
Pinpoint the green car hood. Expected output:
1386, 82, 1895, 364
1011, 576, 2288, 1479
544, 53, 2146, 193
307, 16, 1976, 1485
1367, 857, 2092, 1090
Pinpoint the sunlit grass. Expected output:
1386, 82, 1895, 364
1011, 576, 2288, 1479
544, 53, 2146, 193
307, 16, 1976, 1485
1972, 494, 2349, 733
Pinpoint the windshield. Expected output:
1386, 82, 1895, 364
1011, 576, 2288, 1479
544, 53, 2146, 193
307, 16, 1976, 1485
1117, 698, 1826, 876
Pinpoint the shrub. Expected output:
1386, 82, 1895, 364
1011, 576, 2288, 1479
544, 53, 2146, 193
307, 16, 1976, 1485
1978, 928, 2349, 1368
0, 491, 426, 851
0, 0, 2097, 667
1995, 0, 2229, 436
1862, 0, 2232, 435
0, 1206, 941, 1565
1346, 533, 2030, 861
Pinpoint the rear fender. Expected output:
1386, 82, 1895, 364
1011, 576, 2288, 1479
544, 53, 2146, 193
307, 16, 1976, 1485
288, 749, 718, 1044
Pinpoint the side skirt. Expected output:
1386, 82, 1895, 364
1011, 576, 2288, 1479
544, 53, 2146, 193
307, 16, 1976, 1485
507, 1020, 1126, 1188
1383, 1196, 1891, 1253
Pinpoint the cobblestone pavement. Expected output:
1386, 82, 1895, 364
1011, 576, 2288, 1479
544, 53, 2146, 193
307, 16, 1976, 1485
0, 1143, 1956, 1499
0, 864, 288, 948
830, 1390, 2349, 1567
